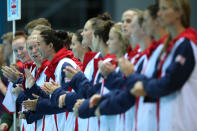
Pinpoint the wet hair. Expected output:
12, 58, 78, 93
74, 29, 83, 43
40, 30, 71, 52
111, 23, 130, 54
93, 20, 115, 44
147, 3, 159, 20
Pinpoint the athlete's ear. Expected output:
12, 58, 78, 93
48, 42, 53, 49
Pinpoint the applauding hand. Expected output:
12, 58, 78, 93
130, 81, 147, 97
89, 94, 102, 108
99, 61, 116, 78
41, 81, 60, 95
25, 69, 35, 89
1, 65, 23, 83
73, 99, 85, 116
63, 66, 81, 81
118, 57, 135, 77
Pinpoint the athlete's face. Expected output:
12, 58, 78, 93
81, 20, 93, 50
121, 10, 136, 39
158, 0, 182, 27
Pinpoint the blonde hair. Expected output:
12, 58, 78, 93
1, 32, 13, 43
123, 8, 142, 16
162, 0, 191, 28
112, 23, 130, 54
32, 25, 52, 32
25, 18, 51, 34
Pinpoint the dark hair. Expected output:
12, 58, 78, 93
93, 20, 115, 43
138, 12, 144, 27
147, 3, 159, 20
55, 30, 72, 50
74, 29, 83, 43
89, 12, 112, 30
40, 30, 67, 52
97, 12, 112, 21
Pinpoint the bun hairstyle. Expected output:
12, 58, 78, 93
93, 20, 115, 44
55, 30, 72, 50
55, 30, 69, 41
97, 12, 112, 21
88, 12, 114, 44
40, 30, 69, 52
89, 12, 112, 30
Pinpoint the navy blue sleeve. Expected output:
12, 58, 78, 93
49, 62, 73, 108
78, 99, 97, 118
143, 39, 195, 98
13, 77, 23, 88
78, 89, 135, 117
99, 90, 135, 115
16, 91, 29, 105
26, 83, 49, 98
69, 72, 101, 98
136, 60, 144, 73
51, 87, 82, 111
60, 62, 73, 90
104, 71, 125, 90
50, 87, 67, 107
16, 83, 49, 105
24, 111, 43, 124
50, 62, 82, 111
78, 92, 116, 118
64, 92, 82, 111
97, 73, 147, 115
69, 72, 91, 93
78, 74, 142, 117
35, 97, 67, 115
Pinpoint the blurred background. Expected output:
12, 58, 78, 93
1, 0, 197, 43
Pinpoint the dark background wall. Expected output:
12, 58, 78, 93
0, 0, 7, 43
0, 0, 197, 40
